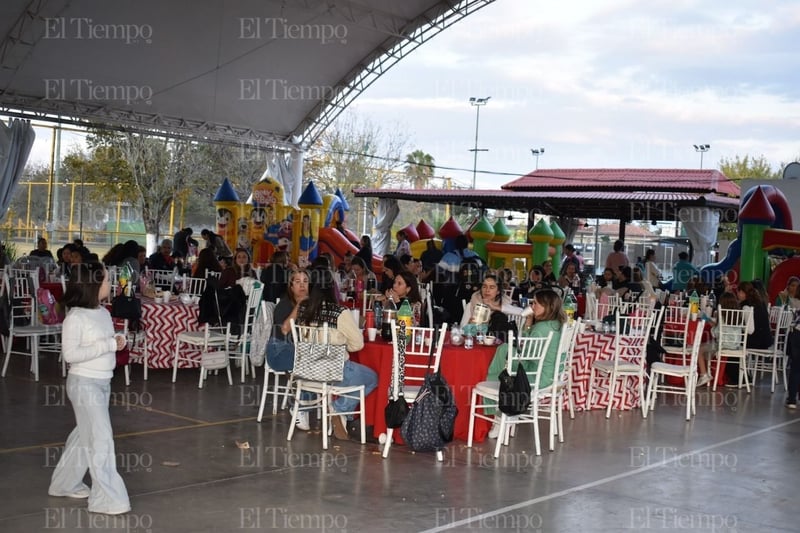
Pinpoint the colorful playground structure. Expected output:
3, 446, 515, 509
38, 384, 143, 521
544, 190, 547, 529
702, 183, 800, 302
215, 175, 799, 303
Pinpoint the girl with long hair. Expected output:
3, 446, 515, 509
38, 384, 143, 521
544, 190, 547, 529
48, 262, 130, 515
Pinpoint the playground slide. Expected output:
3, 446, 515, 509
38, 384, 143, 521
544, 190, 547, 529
317, 227, 382, 272
700, 239, 740, 284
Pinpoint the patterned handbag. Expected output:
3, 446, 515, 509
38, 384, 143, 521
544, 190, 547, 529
293, 339, 347, 382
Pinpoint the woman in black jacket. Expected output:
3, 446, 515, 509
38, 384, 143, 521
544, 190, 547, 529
727, 281, 773, 385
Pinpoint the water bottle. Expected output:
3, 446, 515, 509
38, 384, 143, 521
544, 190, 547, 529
373, 300, 383, 329
381, 296, 396, 341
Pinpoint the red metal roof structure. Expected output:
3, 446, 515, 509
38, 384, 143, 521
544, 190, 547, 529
502, 168, 740, 196
353, 168, 740, 222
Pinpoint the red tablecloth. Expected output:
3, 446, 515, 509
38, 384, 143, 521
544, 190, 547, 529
351, 337, 496, 443
570, 331, 641, 411
137, 297, 200, 368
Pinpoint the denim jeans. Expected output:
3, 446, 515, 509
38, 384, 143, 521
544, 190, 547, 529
331, 360, 378, 418
266, 338, 294, 372
49, 374, 130, 514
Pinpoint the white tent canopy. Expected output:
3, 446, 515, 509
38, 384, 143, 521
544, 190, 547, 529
0, 0, 494, 149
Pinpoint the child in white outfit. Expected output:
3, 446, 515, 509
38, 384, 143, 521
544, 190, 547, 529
48, 261, 130, 515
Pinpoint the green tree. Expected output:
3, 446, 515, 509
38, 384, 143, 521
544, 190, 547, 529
304, 111, 410, 234
718, 154, 779, 184
404, 149, 435, 189
73, 131, 202, 250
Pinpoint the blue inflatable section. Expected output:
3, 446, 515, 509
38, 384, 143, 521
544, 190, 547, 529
700, 238, 740, 284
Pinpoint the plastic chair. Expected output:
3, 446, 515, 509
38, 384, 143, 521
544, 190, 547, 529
711, 307, 753, 392
146, 267, 177, 290
537, 319, 580, 450
748, 307, 792, 393
467, 330, 554, 458
381, 320, 447, 460
644, 320, 704, 420
660, 306, 692, 362
588, 311, 655, 418
256, 302, 297, 420
229, 281, 265, 383
196, 322, 233, 388
0, 274, 62, 382
112, 317, 149, 385
183, 277, 207, 297
286, 320, 365, 450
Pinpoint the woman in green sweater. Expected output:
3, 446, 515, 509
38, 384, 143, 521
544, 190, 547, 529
484, 288, 565, 437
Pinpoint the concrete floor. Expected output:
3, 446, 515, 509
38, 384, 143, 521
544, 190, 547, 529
1, 352, 800, 533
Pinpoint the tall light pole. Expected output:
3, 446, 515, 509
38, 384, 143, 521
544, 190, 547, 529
469, 96, 490, 189
693, 144, 710, 169
531, 147, 545, 170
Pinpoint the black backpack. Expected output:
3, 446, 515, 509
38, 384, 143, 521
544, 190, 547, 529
400, 372, 458, 452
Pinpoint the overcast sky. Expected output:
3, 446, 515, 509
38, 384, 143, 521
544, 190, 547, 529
27, 0, 800, 190
352, 0, 800, 189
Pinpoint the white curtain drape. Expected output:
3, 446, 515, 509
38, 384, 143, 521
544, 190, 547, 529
679, 207, 720, 266
0, 119, 35, 221
263, 148, 304, 210
372, 198, 399, 256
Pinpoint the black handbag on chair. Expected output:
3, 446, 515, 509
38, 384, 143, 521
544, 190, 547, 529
497, 363, 532, 415
111, 294, 142, 322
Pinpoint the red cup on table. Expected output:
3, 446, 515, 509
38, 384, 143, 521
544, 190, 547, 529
364, 310, 375, 329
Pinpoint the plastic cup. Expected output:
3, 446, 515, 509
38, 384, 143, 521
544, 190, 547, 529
367, 328, 377, 342
163, 291, 171, 303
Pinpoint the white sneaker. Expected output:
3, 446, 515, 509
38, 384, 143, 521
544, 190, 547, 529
697, 374, 711, 387
294, 410, 310, 431
488, 419, 501, 439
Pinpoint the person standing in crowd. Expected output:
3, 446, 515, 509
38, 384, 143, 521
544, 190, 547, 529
201, 228, 232, 259
420, 239, 443, 271
605, 239, 629, 278
785, 307, 800, 408
48, 262, 130, 515
671, 251, 699, 291
394, 230, 410, 259
30, 237, 54, 259
355, 235, 373, 271
561, 244, 581, 275
643, 249, 662, 289
172, 228, 193, 258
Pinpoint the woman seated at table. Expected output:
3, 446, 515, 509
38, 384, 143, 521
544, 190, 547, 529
725, 281, 772, 386
617, 266, 644, 300
597, 267, 619, 292
518, 266, 547, 298
268, 270, 309, 405
232, 248, 256, 280
387, 271, 425, 326
558, 261, 582, 293
542, 260, 557, 284
776, 277, 800, 309
379, 255, 403, 294
461, 273, 518, 336
294, 267, 377, 440
192, 248, 222, 279
696, 291, 740, 387
483, 288, 565, 438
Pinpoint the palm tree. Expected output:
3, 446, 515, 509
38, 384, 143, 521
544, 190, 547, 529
404, 150, 435, 189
